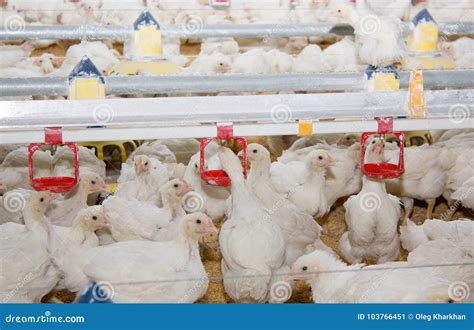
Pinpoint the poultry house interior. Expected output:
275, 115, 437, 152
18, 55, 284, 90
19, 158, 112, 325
0, 0, 473, 309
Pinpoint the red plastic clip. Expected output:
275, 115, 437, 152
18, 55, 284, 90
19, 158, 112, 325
200, 123, 247, 186
360, 117, 405, 180
28, 128, 80, 193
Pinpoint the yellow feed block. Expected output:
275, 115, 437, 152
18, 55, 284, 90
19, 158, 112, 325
136, 26, 163, 57
408, 23, 439, 53
298, 120, 313, 136
368, 73, 400, 92
68, 78, 106, 100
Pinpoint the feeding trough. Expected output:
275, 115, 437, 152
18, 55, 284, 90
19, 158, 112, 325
29, 127, 79, 193
360, 117, 405, 180
200, 123, 247, 186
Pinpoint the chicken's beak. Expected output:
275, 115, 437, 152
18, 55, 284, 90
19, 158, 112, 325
135, 159, 145, 176
237, 150, 243, 158
180, 182, 194, 196
286, 273, 304, 281
323, 155, 336, 166
204, 221, 218, 234
373, 141, 384, 155
98, 215, 110, 228
97, 180, 109, 193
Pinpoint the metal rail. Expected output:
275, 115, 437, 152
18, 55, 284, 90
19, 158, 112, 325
1, 70, 472, 97
0, 90, 472, 144
0, 22, 473, 41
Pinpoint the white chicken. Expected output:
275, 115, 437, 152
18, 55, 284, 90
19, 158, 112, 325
47, 174, 108, 227
127, 140, 177, 165
218, 147, 287, 303
339, 139, 401, 264
183, 153, 230, 220
265, 49, 295, 73
54, 41, 120, 76
48, 206, 109, 293
155, 138, 200, 165
102, 179, 193, 242
187, 53, 233, 74
441, 37, 474, 69
83, 212, 216, 303
231, 48, 272, 74
293, 44, 331, 73
0, 43, 33, 69
322, 37, 366, 72
400, 218, 473, 252
244, 144, 332, 265
0, 192, 60, 302
385, 144, 455, 221
0, 147, 52, 190
332, 2, 405, 67
52, 146, 106, 179
114, 155, 171, 205
291, 250, 452, 303
200, 38, 240, 56
407, 237, 474, 300
270, 149, 336, 217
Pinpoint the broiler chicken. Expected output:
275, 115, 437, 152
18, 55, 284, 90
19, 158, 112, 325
0, 192, 60, 302
218, 147, 288, 303
183, 153, 230, 220
332, 1, 405, 67
102, 179, 193, 242
115, 155, 171, 205
47, 174, 108, 227
270, 149, 336, 217
48, 206, 109, 293
291, 250, 452, 303
244, 143, 332, 265
385, 144, 455, 221
0, 147, 52, 190
339, 139, 401, 264
83, 213, 216, 303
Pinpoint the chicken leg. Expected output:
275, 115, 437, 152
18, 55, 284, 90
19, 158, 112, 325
401, 197, 414, 224
425, 198, 436, 220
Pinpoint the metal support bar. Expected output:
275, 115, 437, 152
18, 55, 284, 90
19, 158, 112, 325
0, 70, 472, 97
0, 90, 472, 144
0, 22, 473, 41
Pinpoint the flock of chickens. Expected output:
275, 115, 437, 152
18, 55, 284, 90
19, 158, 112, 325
1, 0, 474, 82
0, 0, 473, 305
0, 128, 472, 303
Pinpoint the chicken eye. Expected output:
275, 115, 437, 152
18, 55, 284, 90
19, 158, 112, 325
372, 140, 376, 144
174, 184, 179, 188
40, 198, 44, 202
92, 216, 97, 220
302, 266, 308, 271
346, 137, 351, 140
196, 219, 202, 224
219, 63, 224, 66
194, 164, 198, 168
337, 9, 341, 13
318, 156, 323, 160
145, 162, 148, 166
91, 180, 96, 185
252, 150, 258, 154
